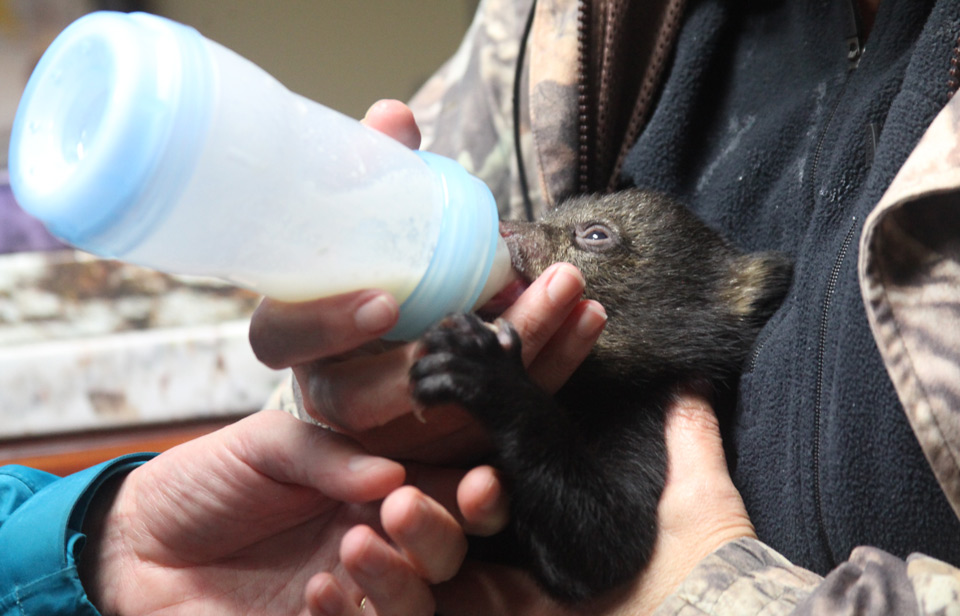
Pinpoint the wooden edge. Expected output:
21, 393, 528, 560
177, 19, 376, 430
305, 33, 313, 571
0, 415, 247, 476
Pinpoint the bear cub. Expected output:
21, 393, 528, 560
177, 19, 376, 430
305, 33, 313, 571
410, 189, 792, 602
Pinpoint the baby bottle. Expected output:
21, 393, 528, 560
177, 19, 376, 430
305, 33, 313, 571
8, 11, 514, 340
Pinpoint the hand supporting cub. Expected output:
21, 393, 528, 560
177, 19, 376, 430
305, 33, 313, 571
337, 392, 756, 616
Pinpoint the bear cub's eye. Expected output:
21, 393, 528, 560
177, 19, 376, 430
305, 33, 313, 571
575, 222, 618, 252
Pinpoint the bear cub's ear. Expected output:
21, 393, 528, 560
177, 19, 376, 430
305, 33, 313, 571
726, 252, 793, 323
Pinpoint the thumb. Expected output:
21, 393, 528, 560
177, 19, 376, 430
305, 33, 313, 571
616, 392, 755, 615
658, 389, 755, 545
228, 410, 407, 503
663, 390, 729, 486
361, 99, 422, 149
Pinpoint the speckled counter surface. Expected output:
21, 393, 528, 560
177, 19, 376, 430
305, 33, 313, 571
0, 250, 285, 439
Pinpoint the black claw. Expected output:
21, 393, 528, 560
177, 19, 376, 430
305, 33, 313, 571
410, 313, 525, 413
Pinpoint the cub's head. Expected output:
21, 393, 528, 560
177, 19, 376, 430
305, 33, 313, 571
498, 190, 792, 377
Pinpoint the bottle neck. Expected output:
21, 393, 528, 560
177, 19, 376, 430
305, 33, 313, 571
471, 235, 515, 310
383, 152, 501, 341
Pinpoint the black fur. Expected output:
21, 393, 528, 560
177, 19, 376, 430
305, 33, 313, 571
410, 189, 792, 602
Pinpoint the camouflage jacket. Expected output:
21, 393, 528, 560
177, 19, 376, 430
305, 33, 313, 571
409, 0, 960, 613
270, 0, 960, 611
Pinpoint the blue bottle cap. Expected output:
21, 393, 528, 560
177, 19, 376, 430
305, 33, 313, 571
384, 152, 500, 341
8, 11, 213, 256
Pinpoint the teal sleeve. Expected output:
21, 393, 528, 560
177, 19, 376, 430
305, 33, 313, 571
0, 454, 156, 615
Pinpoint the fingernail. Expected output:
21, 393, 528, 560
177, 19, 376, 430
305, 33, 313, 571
546, 265, 584, 305
576, 302, 607, 339
354, 294, 397, 334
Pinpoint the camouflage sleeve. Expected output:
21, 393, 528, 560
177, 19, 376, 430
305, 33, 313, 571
654, 538, 960, 615
652, 538, 821, 615
859, 92, 960, 527
407, 0, 541, 221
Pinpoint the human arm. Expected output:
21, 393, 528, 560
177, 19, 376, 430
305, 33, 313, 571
0, 456, 153, 616
0, 409, 503, 616
78, 409, 412, 615
68, 409, 494, 616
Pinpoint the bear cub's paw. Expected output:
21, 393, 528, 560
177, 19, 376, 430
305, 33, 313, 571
409, 313, 525, 414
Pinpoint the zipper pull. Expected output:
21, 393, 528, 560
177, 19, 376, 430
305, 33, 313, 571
847, 37, 863, 69
845, 0, 864, 69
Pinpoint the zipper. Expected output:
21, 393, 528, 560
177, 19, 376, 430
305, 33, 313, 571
514, 0, 538, 221
576, 0, 595, 194
807, 2, 863, 567
575, 0, 689, 195
608, 0, 688, 192
948, 32, 960, 100
812, 216, 858, 567
748, 1, 864, 375
750, 72, 853, 375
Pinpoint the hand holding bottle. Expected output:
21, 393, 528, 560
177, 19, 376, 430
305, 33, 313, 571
249, 100, 609, 463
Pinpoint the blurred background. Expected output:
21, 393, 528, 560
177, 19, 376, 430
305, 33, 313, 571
0, 0, 477, 472
1, 0, 479, 168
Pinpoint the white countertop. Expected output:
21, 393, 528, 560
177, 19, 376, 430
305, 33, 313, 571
0, 250, 285, 439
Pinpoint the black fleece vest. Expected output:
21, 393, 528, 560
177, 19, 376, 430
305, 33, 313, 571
622, 0, 960, 574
